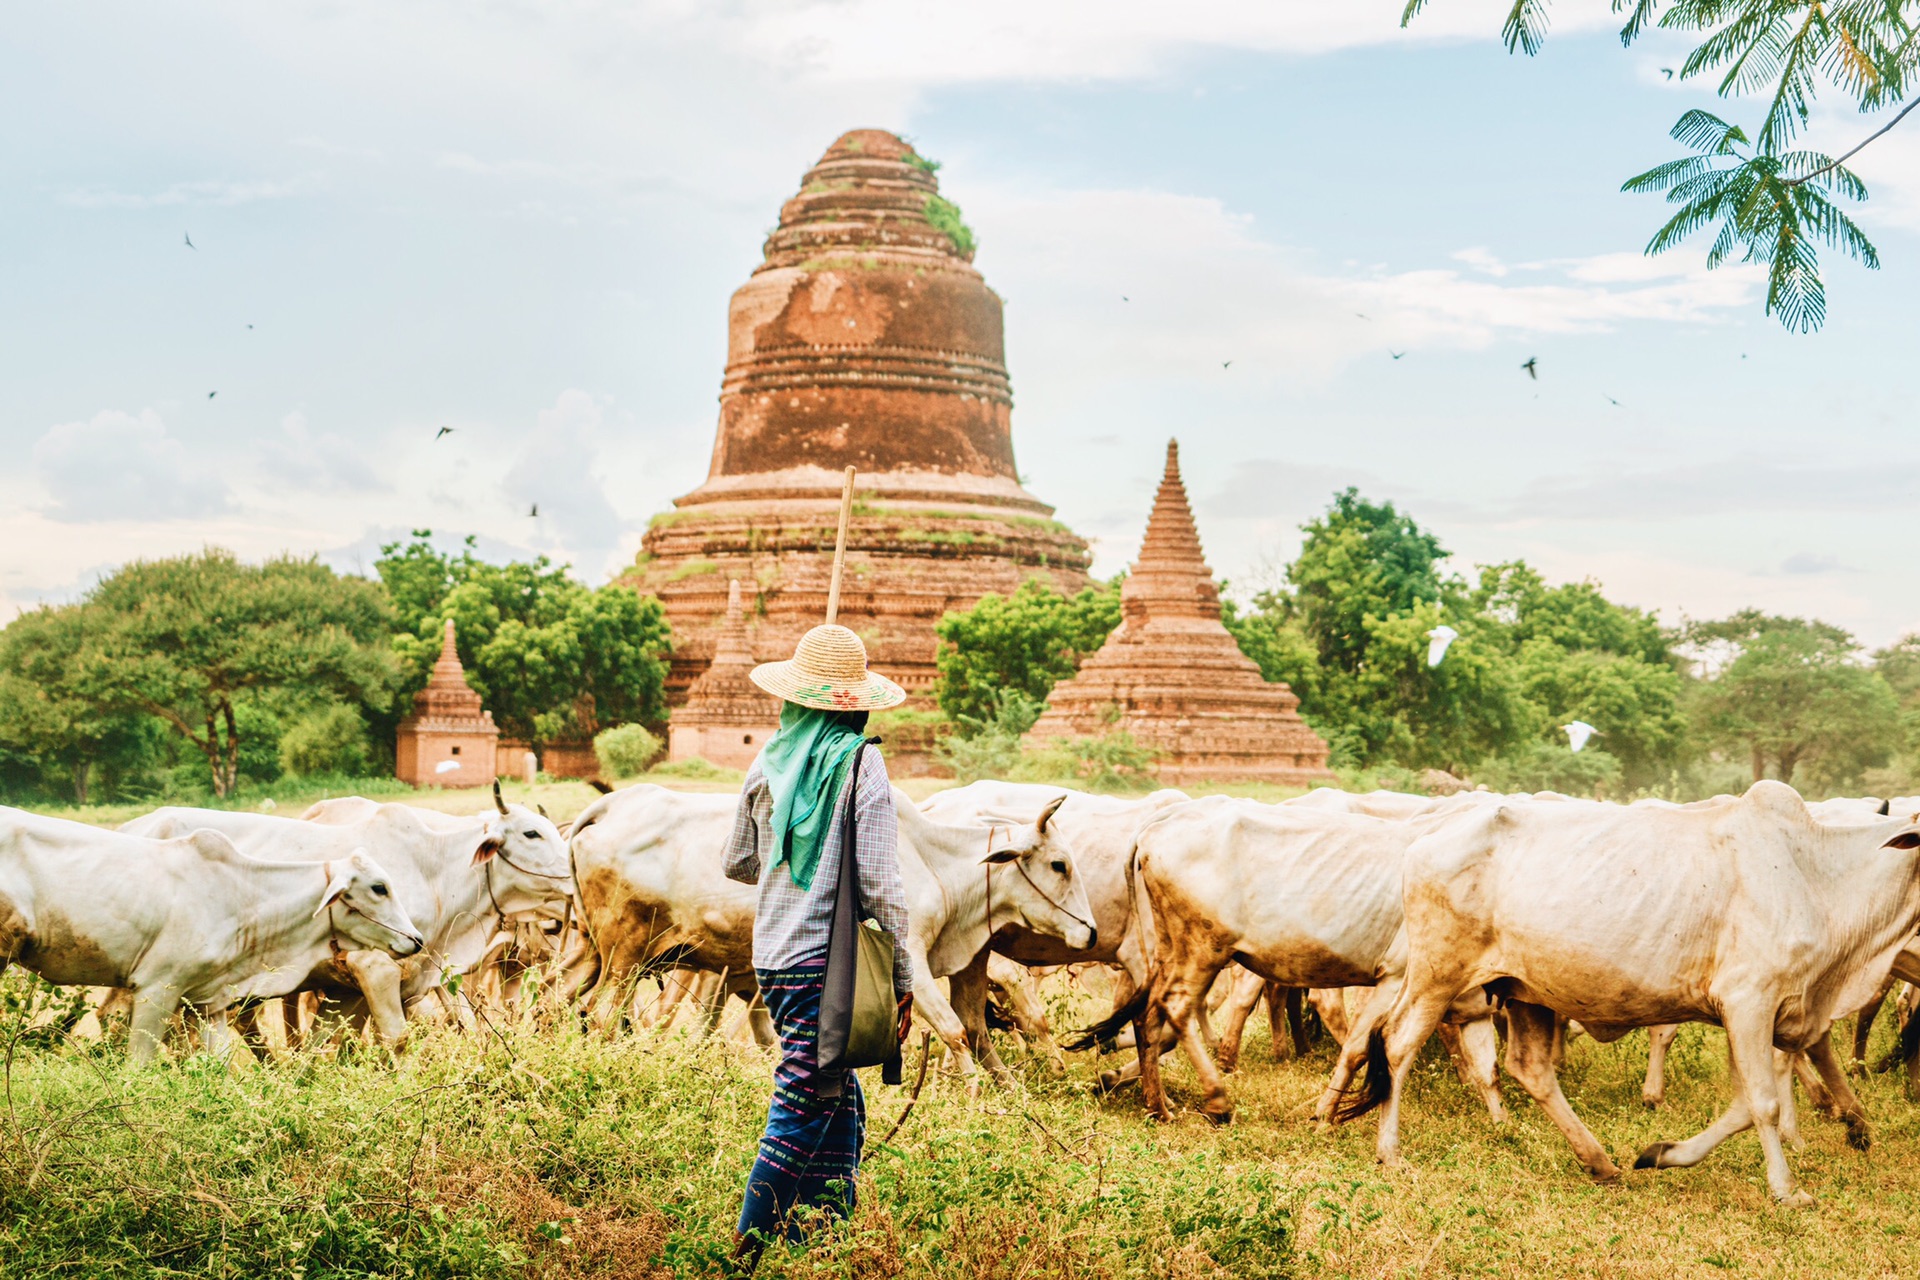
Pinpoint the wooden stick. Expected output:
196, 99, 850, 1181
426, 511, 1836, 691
824, 464, 857, 625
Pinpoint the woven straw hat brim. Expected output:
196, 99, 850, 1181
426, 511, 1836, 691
750, 660, 906, 712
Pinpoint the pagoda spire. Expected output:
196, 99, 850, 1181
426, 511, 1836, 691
1121, 438, 1220, 625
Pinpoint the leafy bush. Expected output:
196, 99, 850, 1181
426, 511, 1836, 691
279, 704, 373, 777
594, 723, 662, 779
935, 689, 1044, 784
645, 757, 743, 783
1014, 730, 1160, 792
1474, 743, 1624, 798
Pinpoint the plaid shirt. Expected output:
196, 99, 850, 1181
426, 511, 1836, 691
725, 743, 913, 996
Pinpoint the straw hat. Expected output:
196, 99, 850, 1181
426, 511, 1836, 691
750, 624, 906, 712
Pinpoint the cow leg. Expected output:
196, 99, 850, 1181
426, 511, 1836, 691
1802, 1033, 1872, 1151
908, 948, 982, 1089
1643, 1023, 1680, 1108
1500, 1001, 1619, 1183
1852, 974, 1894, 1071
1453, 1015, 1507, 1124
949, 955, 1018, 1088
1310, 988, 1351, 1045
1213, 967, 1265, 1074
127, 988, 181, 1066
1285, 985, 1311, 1057
198, 1008, 252, 1063
1773, 1049, 1805, 1150
1791, 1051, 1835, 1118
1724, 1011, 1810, 1206
342, 951, 411, 1050
1317, 982, 1393, 1125
988, 955, 1066, 1074
1372, 983, 1459, 1166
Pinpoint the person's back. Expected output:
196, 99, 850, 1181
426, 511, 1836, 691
722, 624, 914, 1268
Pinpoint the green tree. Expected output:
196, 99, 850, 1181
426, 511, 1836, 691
0, 605, 153, 804
1289, 488, 1448, 677
934, 578, 1121, 730
1689, 611, 1901, 788
377, 533, 672, 744
48, 550, 395, 797
1406, 0, 1917, 330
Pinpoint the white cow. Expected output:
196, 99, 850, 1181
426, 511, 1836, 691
919, 782, 1189, 1080
1339, 782, 1920, 1205
566, 782, 1097, 1084
0, 806, 422, 1063
122, 788, 573, 1047
1102, 795, 1504, 1124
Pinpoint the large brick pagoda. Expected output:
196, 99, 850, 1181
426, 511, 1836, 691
1026, 440, 1335, 786
625, 129, 1091, 706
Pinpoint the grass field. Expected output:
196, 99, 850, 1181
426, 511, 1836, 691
5, 974, 1920, 1280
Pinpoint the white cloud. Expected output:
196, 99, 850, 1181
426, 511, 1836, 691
255, 412, 384, 493
59, 176, 320, 208
733, 0, 1620, 83
500, 390, 626, 575
33, 409, 232, 523
974, 186, 1759, 390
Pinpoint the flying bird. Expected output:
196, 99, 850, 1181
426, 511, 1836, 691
528, 503, 540, 518
435, 425, 454, 440
1389, 350, 1406, 361
1605, 395, 1622, 407
247, 324, 254, 330
1425, 625, 1458, 668
1563, 721, 1599, 753
207, 391, 217, 400
1355, 313, 1371, 321
184, 232, 195, 250
1521, 357, 1538, 380
1661, 68, 1674, 79
434, 759, 461, 775
1121, 295, 1130, 302
1221, 360, 1232, 369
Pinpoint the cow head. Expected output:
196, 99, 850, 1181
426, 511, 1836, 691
470, 797, 577, 920
979, 796, 1098, 951
316, 850, 426, 956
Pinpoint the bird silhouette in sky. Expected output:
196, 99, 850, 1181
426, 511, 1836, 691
1389, 350, 1405, 360
1121, 295, 1129, 302
435, 425, 454, 440
1221, 360, 1232, 369
1355, 312, 1370, 320
1521, 357, 1539, 380
184, 232, 195, 249
1661, 68, 1674, 79
1605, 395, 1623, 407
207, 391, 217, 400
529, 503, 540, 518
247, 324, 254, 330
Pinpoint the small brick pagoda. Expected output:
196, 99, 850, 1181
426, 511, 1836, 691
625, 128, 1091, 709
395, 619, 501, 789
1026, 440, 1335, 786
667, 579, 782, 770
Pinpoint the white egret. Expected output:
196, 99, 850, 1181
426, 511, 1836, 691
1562, 721, 1598, 753
1425, 625, 1458, 668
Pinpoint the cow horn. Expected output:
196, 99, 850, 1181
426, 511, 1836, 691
537, 803, 549, 818
493, 778, 509, 815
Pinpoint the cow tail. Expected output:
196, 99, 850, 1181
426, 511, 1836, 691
1329, 1028, 1392, 1125
1888, 1008, 1920, 1076
1063, 988, 1148, 1054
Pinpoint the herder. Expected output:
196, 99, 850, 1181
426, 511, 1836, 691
724, 622, 914, 1266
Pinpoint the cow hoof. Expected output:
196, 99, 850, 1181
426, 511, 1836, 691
1846, 1118, 1872, 1152
1097, 1070, 1118, 1092
1633, 1141, 1675, 1170
1777, 1190, 1815, 1210
1201, 1108, 1233, 1128
1641, 1096, 1662, 1111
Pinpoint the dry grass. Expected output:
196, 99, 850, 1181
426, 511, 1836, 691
4, 979, 1920, 1279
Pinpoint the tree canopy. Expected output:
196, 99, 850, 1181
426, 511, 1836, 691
377, 532, 672, 743
1408, 0, 1918, 330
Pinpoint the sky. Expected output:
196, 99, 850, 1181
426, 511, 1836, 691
6, 1, 1918, 646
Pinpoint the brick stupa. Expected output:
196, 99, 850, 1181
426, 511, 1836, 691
624, 129, 1090, 709
1026, 441, 1335, 785
395, 619, 500, 789
667, 580, 781, 770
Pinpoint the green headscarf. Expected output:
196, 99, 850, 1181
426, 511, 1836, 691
761, 703, 869, 891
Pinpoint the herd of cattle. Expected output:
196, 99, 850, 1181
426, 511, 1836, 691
4, 777, 1920, 1207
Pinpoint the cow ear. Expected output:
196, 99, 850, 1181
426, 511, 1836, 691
980, 831, 1020, 866
313, 863, 354, 918
472, 837, 501, 865
1035, 795, 1067, 834
1884, 832, 1920, 850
